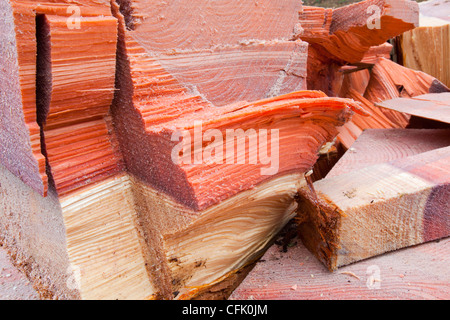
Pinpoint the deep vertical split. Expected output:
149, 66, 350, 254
35, 14, 56, 190
35, 14, 57, 191
115, 0, 136, 30
35, 14, 51, 127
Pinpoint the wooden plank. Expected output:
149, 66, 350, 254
236, 128, 450, 300
297, 146, 450, 271
229, 237, 450, 300
329, 128, 450, 178
376, 93, 450, 124
37, 14, 123, 197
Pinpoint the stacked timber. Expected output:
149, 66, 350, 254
0, 0, 448, 300
337, 58, 449, 147
230, 233, 450, 300
294, 0, 449, 148
376, 92, 450, 126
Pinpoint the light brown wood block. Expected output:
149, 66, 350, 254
0, 164, 156, 299
297, 146, 450, 271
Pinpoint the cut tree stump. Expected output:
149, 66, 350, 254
109, 0, 367, 299
1, 1, 155, 300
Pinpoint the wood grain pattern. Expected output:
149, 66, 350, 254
111, 1, 366, 211
112, 1, 310, 126
401, 24, 449, 87
130, 0, 303, 49
0, 159, 157, 299
114, 88, 363, 211
376, 93, 450, 124
297, 146, 450, 271
296, 0, 418, 64
401, 0, 449, 87
0, 1, 47, 196
37, 14, 124, 197
131, 173, 304, 299
0, 1, 124, 196
229, 237, 450, 300
337, 58, 449, 148
329, 128, 450, 178
5, 0, 442, 301
60, 174, 156, 300
107, 1, 371, 298
0, 0, 155, 300
154, 40, 308, 107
